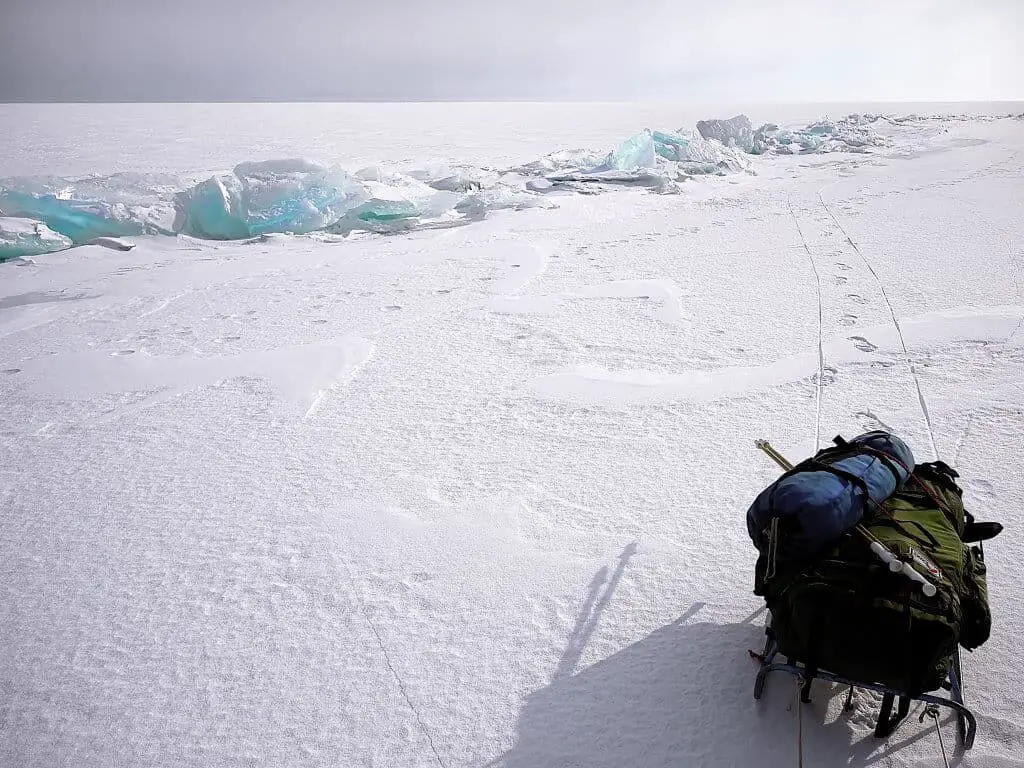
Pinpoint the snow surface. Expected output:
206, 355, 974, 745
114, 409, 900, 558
1, 103, 1023, 768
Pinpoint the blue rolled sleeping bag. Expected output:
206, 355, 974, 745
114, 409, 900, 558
746, 431, 915, 559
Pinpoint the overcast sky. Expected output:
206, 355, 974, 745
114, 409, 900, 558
1, 0, 1021, 102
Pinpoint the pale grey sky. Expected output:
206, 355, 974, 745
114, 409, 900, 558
1, 0, 1022, 102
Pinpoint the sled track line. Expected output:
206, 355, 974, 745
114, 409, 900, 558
817, 191, 940, 461
788, 197, 825, 454
339, 559, 449, 768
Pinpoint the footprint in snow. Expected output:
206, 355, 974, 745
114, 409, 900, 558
840, 314, 858, 326
815, 365, 838, 386
836, 262, 853, 271
111, 349, 136, 356
2, 368, 20, 375
847, 294, 868, 305
855, 410, 894, 432
436, 289, 452, 294
968, 479, 998, 503
849, 336, 878, 352
382, 305, 402, 311
834, 275, 848, 285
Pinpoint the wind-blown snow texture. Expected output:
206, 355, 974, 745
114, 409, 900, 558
1, 103, 1023, 768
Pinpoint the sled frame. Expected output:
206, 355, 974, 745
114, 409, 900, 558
752, 627, 976, 749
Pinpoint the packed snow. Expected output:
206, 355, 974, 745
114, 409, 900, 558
1, 102, 1023, 768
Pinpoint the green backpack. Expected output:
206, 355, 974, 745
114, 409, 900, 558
757, 461, 995, 694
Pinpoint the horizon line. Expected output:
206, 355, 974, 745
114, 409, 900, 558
3, 98, 1024, 107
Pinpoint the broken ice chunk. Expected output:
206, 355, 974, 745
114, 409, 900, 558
349, 168, 461, 222
512, 148, 609, 177
696, 115, 756, 152
754, 116, 888, 154
608, 130, 657, 170
174, 159, 367, 239
0, 173, 180, 236
652, 130, 690, 161
676, 135, 752, 173
525, 178, 554, 192
455, 186, 557, 217
0, 216, 73, 261
405, 164, 500, 192
0, 190, 147, 242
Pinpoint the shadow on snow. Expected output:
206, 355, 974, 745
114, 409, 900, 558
489, 543, 954, 768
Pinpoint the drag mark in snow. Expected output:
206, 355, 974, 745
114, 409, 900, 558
361, 610, 448, 768
818, 190, 939, 461
336, 556, 449, 768
788, 198, 825, 454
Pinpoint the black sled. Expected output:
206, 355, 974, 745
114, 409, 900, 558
751, 613, 977, 749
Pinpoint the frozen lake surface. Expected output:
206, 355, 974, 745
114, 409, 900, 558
1, 101, 1023, 768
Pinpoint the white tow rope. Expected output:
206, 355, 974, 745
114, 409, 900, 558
795, 677, 805, 768
922, 704, 950, 768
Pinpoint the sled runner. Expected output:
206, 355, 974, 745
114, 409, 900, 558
752, 614, 976, 748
